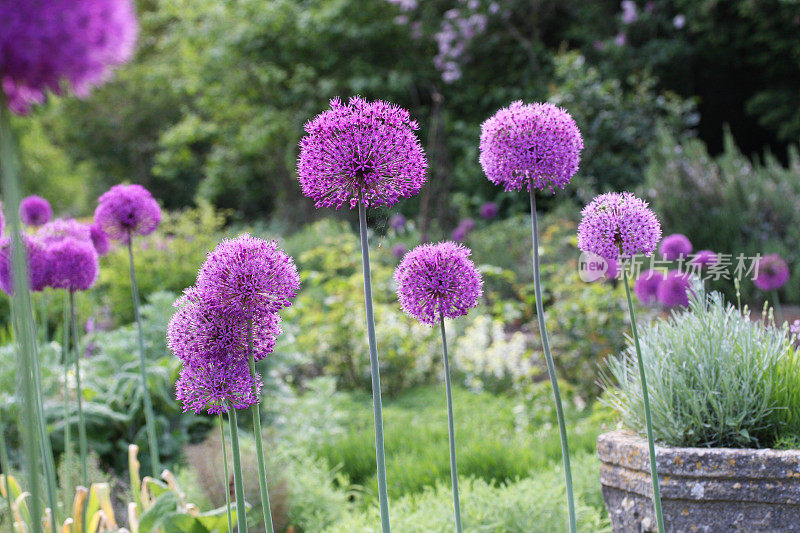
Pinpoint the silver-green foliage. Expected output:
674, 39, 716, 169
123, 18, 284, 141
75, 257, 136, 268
603, 288, 795, 448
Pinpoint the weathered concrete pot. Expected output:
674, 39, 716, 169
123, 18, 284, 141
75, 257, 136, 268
598, 430, 800, 532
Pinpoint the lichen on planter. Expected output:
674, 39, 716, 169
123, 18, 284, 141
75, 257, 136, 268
598, 430, 800, 532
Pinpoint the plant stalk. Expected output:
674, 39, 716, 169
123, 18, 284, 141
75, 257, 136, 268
529, 188, 576, 533
227, 408, 248, 533
69, 291, 88, 488
218, 414, 232, 533
623, 267, 665, 533
439, 316, 462, 533
357, 200, 391, 533
0, 411, 15, 533
126, 239, 161, 476
29, 330, 58, 531
62, 294, 73, 506
247, 340, 274, 532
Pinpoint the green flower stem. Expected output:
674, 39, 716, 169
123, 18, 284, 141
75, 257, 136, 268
218, 414, 233, 533
61, 294, 73, 506
438, 315, 462, 533
0, 88, 43, 533
126, 239, 161, 476
529, 188, 576, 533
1, 411, 15, 533
69, 291, 88, 488
247, 345, 274, 533
30, 334, 58, 530
772, 290, 783, 321
357, 200, 391, 533
227, 408, 248, 533
622, 267, 665, 533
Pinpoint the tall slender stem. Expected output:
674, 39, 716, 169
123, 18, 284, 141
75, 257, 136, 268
218, 414, 232, 533
29, 331, 58, 531
61, 295, 73, 506
439, 316, 462, 533
0, 411, 15, 533
529, 189, 576, 533
126, 240, 161, 475
357, 200, 391, 533
69, 291, 88, 488
0, 87, 43, 533
227, 408, 248, 533
247, 329, 274, 533
772, 290, 783, 322
622, 268, 664, 532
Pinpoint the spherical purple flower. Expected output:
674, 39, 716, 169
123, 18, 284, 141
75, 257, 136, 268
451, 226, 468, 241
479, 202, 499, 220
48, 237, 99, 292
195, 235, 300, 320
19, 196, 52, 227
392, 244, 407, 258
634, 269, 664, 304
0, 0, 138, 114
297, 96, 428, 209
37, 218, 91, 244
659, 233, 692, 261
89, 224, 111, 255
389, 214, 407, 231
577, 192, 662, 262
479, 101, 583, 193
394, 241, 483, 325
0, 234, 53, 294
94, 184, 161, 243
753, 254, 790, 291
690, 249, 718, 268
458, 218, 475, 232
657, 270, 692, 308
175, 358, 261, 414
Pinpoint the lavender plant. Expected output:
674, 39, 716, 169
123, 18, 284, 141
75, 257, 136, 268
297, 96, 428, 533
577, 191, 664, 532
394, 242, 483, 532
479, 100, 583, 533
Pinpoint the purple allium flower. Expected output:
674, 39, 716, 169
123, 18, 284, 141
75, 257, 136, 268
614, 32, 627, 46
621, 0, 638, 24
89, 224, 110, 255
38, 218, 92, 244
479, 202, 499, 220
479, 101, 583, 193
605, 256, 619, 281
175, 358, 261, 414
577, 192, 662, 262
0, 234, 53, 293
297, 96, 428, 210
634, 269, 664, 304
451, 226, 468, 241
389, 214, 407, 231
94, 184, 161, 243
657, 270, 692, 308
394, 241, 483, 325
690, 250, 718, 268
659, 233, 692, 261
48, 237, 99, 292
19, 196, 52, 227
0, 0, 138, 114
753, 254, 790, 291
392, 244, 407, 258
195, 235, 300, 320
458, 218, 476, 233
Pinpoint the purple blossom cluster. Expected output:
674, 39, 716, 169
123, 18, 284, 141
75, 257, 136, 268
169, 235, 299, 414
479, 101, 584, 193
19, 196, 52, 227
659, 233, 692, 261
479, 202, 499, 220
434, 6, 488, 83
297, 96, 428, 210
0, 0, 138, 113
657, 271, 693, 308
451, 218, 475, 241
690, 250, 718, 268
94, 184, 162, 243
754, 254, 790, 291
577, 192, 662, 262
633, 270, 664, 305
389, 214, 407, 232
394, 241, 483, 325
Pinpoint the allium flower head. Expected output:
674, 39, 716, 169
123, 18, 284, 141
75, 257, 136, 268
479, 101, 583, 192
634, 269, 664, 304
38, 218, 91, 244
753, 254, 790, 291
19, 196, 52, 227
297, 96, 428, 209
89, 224, 111, 255
94, 184, 161, 243
389, 214, 407, 231
458, 218, 476, 232
195, 235, 300, 320
392, 244, 407, 258
577, 192, 662, 262
394, 241, 483, 325
0, 0, 138, 114
657, 270, 692, 308
48, 237, 99, 292
0, 235, 53, 293
451, 226, 467, 241
659, 233, 692, 261
690, 250, 718, 268
479, 202, 499, 220
175, 358, 261, 414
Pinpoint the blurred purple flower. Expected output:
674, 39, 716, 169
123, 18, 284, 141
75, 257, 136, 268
753, 254, 790, 291
458, 218, 475, 232
614, 32, 627, 46
392, 244, 407, 258
0, 234, 53, 293
621, 1, 638, 24
479, 202, 499, 220
673, 14, 686, 29
634, 269, 664, 304
48, 237, 99, 292
452, 226, 468, 241
89, 224, 111, 255
389, 214, 407, 231
659, 233, 692, 261
94, 184, 161, 243
657, 270, 692, 308
19, 196, 52, 227
690, 250, 718, 268
38, 218, 91, 244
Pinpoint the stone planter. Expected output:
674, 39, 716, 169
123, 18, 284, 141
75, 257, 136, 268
598, 430, 800, 532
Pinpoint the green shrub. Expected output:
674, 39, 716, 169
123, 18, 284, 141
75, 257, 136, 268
324, 453, 609, 533
603, 287, 798, 448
